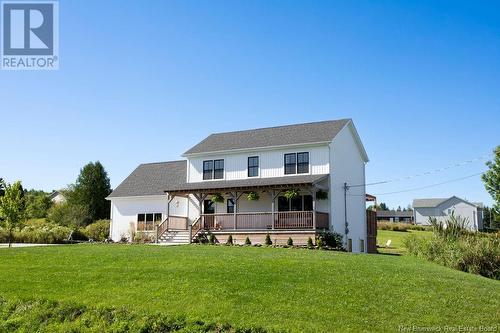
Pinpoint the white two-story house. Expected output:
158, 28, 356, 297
107, 119, 369, 252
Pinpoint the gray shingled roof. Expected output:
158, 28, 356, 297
108, 161, 186, 198
166, 174, 328, 193
183, 119, 351, 155
412, 198, 449, 208
108, 160, 327, 198
377, 210, 413, 218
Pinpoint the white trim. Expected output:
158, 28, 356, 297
107, 194, 168, 201
343, 120, 369, 162
182, 141, 331, 158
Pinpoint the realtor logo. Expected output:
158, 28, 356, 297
1, 0, 58, 70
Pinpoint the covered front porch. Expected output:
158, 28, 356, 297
159, 174, 330, 243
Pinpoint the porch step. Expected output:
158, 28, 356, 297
158, 230, 191, 245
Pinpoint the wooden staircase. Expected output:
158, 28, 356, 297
156, 217, 201, 245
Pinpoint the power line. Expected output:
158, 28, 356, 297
349, 152, 492, 188
370, 171, 485, 196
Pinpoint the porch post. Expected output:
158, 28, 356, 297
312, 189, 317, 230
233, 192, 238, 230
271, 190, 275, 230
166, 193, 171, 230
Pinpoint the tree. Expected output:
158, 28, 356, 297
482, 146, 500, 223
378, 202, 389, 211
0, 180, 25, 247
68, 161, 111, 222
24, 189, 53, 219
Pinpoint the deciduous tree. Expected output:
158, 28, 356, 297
0, 180, 25, 247
68, 161, 111, 222
482, 146, 500, 224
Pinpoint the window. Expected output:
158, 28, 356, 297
203, 160, 213, 180
284, 152, 309, 175
291, 196, 302, 211
137, 213, 162, 231
284, 153, 296, 174
214, 159, 224, 179
227, 199, 235, 213
278, 196, 289, 211
203, 200, 215, 214
277, 195, 313, 211
297, 152, 309, 174
203, 159, 224, 180
248, 156, 259, 177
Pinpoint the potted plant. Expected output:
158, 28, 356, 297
247, 191, 260, 201
211, 193, 224, 203
284, 189, 299, 200
316, 190, 328, 200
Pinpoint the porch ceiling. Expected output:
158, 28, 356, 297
165, 174, 329, 195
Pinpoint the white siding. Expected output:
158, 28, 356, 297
109, 195, 187, 242
329, 124, 367, 253
187, 145, 330, 182
414, 197, 480, 231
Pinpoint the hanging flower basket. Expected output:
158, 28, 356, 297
284, 189, 299, 200
247, 191, 260, 201
211, 193, 224, 203
316, 190, 328, 200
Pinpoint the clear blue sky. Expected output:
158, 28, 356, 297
1, 0, 499, 209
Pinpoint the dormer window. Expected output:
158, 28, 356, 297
203, 159, 224, 180
284, 152, 309, 175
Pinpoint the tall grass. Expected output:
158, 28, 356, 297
0, 297, 266, 332
404, 214, 500, 280
377, 221, 430, 232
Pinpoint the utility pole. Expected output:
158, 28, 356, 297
343, 182, 349, 242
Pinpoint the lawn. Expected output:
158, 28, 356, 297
377, 230, 432, 255
0, 245, 499, 332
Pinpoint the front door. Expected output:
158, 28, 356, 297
203, 200, 215, 229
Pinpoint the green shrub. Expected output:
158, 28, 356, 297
47, 202, 91, 228
133, 232, 154, 244
84, 220, 110, 241
377, 221, 431, 232
264, 233, 272, 246
193, 231, 209, 244
245, 236, 251, 245
226, 234, 233, 245
287, 237, 293, 246
316, 237, 323, 249
317, 231, 343, 250
0, 222, 72, 244
307, 237, 313, 249
209, 233, 216, 244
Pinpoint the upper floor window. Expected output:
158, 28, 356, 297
214, 159, 224, 179
248, 156, 259, 177
297, 152, 309, 174
284, 153, 296, 174
203, 160, 213, 180
203, 159, 224, 180
284, 152, 309, 175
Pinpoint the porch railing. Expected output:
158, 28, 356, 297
200, 211, 329, 231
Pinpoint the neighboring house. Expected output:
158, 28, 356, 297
107, 119, 369, 252
48, 191, 66, 204
376, 210, 414, 223
412, 196, 484, 231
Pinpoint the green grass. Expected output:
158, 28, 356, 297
377, 230, 431, 255
0, 245, 499, 332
